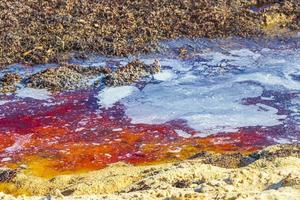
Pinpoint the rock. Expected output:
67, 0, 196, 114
104, 60, 161, 87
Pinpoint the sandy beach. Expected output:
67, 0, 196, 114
0, 145, 299, 199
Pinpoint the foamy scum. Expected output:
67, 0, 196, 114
98, 39, 300, 141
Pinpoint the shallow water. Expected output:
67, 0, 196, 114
0, 38, 300, 176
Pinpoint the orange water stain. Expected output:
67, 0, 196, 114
0, 89, 274, 179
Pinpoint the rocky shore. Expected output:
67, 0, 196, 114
0, 144, 299, 199
1, 0, 300, 68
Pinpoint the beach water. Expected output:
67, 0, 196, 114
1, 38, 300, 176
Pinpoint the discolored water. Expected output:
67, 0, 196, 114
0, 38, 300, 177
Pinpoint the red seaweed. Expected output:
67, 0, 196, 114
0, 89, 284, 177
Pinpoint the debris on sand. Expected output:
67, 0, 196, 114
240, 144, 300, 166
0, 168, 17, 183
104, 60, 161, 87
26, 64, 110, 92
188, 152, 244, 168
0, 73, 22, 93
1, 0, 299, 68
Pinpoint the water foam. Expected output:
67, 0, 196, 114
97, 86, 139, 108
95, 39, 300, 136
0, 100, 9, 106
16, 87, 52, 100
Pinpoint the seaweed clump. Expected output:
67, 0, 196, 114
0, 60, 160, 93
0, 73, 22, 93
104, 60, 161, 87
26, 64, 110, 91
0, 0, 299, 68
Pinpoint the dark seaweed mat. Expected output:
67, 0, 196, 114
0, 0, 299, 68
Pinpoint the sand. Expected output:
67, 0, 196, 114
0, 144, 299, 200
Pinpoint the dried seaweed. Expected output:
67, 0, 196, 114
26, 64, 110, 91
0, 0, 299, 68
104, 60, 160, 87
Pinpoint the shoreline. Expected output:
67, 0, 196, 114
0, 144, 299, 199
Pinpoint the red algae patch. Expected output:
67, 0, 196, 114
0, 88, 279, 178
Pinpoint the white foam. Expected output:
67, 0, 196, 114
202, 52, 234, 66
122, 81, 285, 135
141, 58, 156, 65
160, 59, 190, 71
211, 137, 239, 145
183, 104, 285, 136
175, 130, 192, 138
230, 49, 261, 59
0, 100, 9, 106
273, 137, 293, 144
112, 128, 123, 132
117, 45, 298, 135
236, 73, 300, 90
168, 147, 182, 153
97, 86, 138, 108
16, 88, 52, 100
1, 157, 12, 162
75, 127, 85, 132
200, 49, 260, 67
5, 134, 32, 153
154, 70, 176, 81
3, 39, 297, 142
